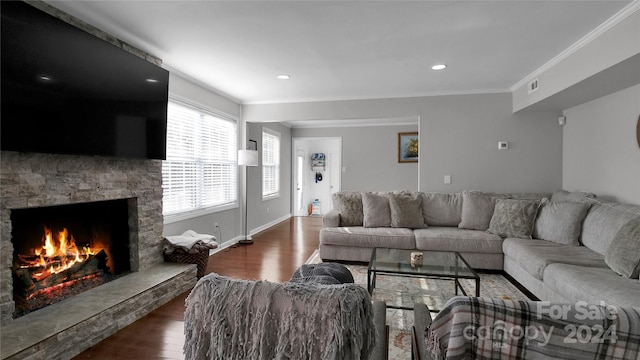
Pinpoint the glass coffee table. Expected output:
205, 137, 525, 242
367, 248, 480, 311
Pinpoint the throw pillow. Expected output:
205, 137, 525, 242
389, 192, 426, 229
532, 201, 591, 245
335, 192, 363, 226
458, 191, 500, 231
488, 198, 541, 239
605, 216, 640, 278
361, 192, 391, 228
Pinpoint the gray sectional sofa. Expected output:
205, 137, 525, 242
320, 190, 640, 308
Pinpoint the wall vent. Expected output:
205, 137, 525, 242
527, 78, 539, 94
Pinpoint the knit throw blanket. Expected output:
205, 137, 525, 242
425, 296, 640, 360
184, 273, 376, 360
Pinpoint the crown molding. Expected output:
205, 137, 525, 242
164, 65, 243, 105
284, 116, 419, 129
511, 1, 640, 92
243, 89, 509, 106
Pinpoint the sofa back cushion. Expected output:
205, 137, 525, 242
458, 191, 504, 230
487, 192, 551, 201
421, 192, 463, 226
581, 202, 640, 255
550, 189, 596, 203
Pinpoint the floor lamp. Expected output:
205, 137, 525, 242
238, 148, 259, 245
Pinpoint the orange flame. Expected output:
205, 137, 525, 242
34, 226, 93, 275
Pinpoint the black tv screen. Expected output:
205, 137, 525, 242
1, 1, 169, 160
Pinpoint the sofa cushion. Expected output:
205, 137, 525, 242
581, 202, 640, 255
502, 238, 608, 280
458, 191, 503, 231
550, 189, 596, 203
389, 192, 426, 228
319, 227, 415, 249
362, 192, 391, 228
543, 263, 640, 308
414, 227, 503, 254
335, 192, 363, 226
605, 216, 640, 278
421, 192, 462, 226
488, 199, 540, 239
532, 200, 591, 245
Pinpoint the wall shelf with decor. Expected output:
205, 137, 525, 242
311, 153, 326, 172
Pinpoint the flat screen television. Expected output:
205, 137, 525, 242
1, 1, 169, 160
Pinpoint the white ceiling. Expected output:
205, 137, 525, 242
47, 1, 633, 105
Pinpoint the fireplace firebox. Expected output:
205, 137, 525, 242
10, 199, 131, 318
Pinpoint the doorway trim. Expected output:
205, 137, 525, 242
291, 137, 342, 217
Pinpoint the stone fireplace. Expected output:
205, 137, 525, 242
0, 151, 196, 359
10, 199, 132, 318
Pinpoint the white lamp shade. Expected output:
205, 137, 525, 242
238, 149, 259, 166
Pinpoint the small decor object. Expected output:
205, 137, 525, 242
311, 153, 326, 171
398, 132, 419, 163
410, 251, 423, 265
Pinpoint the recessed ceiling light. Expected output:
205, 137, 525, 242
39, 75, 52, 81
145, 78, 159, 83
276, 74, 291, 80
431, 64, 447, 71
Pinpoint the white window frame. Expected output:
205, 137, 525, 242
262, 127, 280, 200
162, 99, 238, 223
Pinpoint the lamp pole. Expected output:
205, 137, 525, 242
238, 148, 258, 245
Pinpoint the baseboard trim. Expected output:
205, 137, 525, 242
249, 214, 292, 237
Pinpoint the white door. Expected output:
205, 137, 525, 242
292, 137, 342, 216
294, 149, 306, 216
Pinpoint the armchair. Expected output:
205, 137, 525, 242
412, 296, 640, 360
184, 273, 388, 360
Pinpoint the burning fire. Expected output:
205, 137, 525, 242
31, 226, 94, 277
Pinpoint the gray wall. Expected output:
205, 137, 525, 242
246, 122, 293, 233
562, 84, 640, 204
292, 125, 419, 191
245, 92, 563, 193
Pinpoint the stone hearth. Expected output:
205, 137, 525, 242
0, 263, 195, 359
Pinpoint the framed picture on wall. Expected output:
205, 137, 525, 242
398, 132, 419, 163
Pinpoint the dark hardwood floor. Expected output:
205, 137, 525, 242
73, 216, 322, 359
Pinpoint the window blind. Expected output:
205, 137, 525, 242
262, 128, 280, 199
162, 102, 237, 215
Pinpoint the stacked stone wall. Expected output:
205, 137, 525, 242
0, 151, 164, 324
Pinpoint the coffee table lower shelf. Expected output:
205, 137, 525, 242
367, 271, 480, 311
367, 248, 481, 312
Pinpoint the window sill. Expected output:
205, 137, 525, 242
163, 203, 238, 224
262, 194, 280, 202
